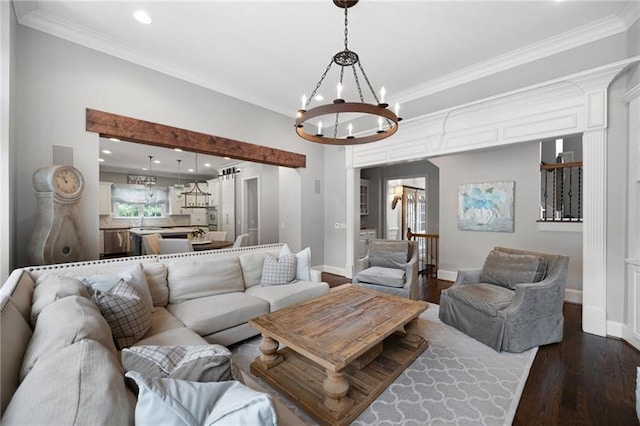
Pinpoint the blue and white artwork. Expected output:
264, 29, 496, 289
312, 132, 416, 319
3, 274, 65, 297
458, 181, 514, 232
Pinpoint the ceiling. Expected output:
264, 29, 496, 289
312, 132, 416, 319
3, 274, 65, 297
13, 1, 637, 174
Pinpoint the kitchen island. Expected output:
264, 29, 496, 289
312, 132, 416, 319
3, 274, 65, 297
129, 227, 202, 255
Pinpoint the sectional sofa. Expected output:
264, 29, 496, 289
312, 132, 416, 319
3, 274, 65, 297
0, 243, 329, 424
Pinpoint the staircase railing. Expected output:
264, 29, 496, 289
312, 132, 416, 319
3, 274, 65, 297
407, 228, 439, 277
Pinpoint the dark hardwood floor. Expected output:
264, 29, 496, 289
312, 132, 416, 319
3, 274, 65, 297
321, 272, 640, 425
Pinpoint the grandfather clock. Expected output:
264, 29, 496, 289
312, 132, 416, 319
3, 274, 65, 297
28, 165, 86, 265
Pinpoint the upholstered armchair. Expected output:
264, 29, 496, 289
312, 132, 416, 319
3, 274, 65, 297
439, 246, 569, 353
353, 239, 419, 300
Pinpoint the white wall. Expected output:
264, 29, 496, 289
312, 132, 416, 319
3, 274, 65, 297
429, 142, 583, 296
11, 25, 325, 268
278, 167, 301, 253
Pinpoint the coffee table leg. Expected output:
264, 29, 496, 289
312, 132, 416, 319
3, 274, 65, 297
402, 317, 426, 349
323, 369, 354, 417
257, 334, 283, 369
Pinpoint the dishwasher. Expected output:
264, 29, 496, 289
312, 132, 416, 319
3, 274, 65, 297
103, 229, 130, 257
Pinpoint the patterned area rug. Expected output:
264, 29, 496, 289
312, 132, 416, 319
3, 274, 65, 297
231, 305, 537, 425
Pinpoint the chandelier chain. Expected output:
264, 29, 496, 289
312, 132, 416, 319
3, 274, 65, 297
307, 59, 334, 109
343, 4, 349, 51
357, 61, 380, 104
351, 65, 365, 102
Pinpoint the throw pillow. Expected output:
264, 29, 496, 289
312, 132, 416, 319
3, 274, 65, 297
125, 371, 277, 426
260, 253, 296, 286
93, 279, 152, 349
83, 263, 155, 313
31, 275, 90, 325
279, 244, 312, 281
479, 250, 548, 290
239, 252, 268, 288
121, 344, 238, 383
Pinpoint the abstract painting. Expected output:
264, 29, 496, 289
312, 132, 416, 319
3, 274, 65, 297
458, 181, 514, 232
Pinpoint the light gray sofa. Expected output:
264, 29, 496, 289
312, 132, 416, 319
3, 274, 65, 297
438, 246, 569, 353
0, 243, 329, 424
353, 239, 419, 300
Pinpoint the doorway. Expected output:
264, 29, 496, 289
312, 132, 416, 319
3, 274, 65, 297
385, 178, 426, 240
243, 177, 259, 246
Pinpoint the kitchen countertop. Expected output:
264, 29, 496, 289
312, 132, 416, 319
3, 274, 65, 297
129, 227, 199, 236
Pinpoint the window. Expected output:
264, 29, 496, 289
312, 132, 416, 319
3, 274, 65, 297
539, 136, 583, 222
112, 186, 169, 219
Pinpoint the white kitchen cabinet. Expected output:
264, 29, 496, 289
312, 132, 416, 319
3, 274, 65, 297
358, 228, 377, 258
190, 211, 207, 227
207, 179, 220, 208
99, 182, 113, 215
168, 186, 188, 215
360, 179, 369, 215
220, 178, 235, 241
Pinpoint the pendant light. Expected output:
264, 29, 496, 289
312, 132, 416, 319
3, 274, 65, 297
181, 152, 211, 208
146, 155, 155, 202
174, 159, 184, 199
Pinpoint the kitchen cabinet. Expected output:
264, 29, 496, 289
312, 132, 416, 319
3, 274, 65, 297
99, 182, 113, 215
168, 186, 189, 215
358, 228, 377, 258
99, 230, 104, 256
360, 179, 369, 215
220, 178, 235, 241
190, 212, 207, 227
207, 179, 220, 208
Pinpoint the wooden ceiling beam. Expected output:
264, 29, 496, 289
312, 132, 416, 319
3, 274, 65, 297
86, 108, 306, 168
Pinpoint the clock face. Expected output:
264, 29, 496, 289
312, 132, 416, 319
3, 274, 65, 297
54, 168, 83, 196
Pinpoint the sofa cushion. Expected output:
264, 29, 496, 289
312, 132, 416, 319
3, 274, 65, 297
356, 266, 406, 288
168, 293, 269, 336
125, 371, 276, 426
260, 253, 296, 286
135, 327, 208, 347
480, 250, 547, 290
143, 307, 186, 339
143, 263, 169, 307
31, 274, 90, 325
0, 299, 33, 414
246, 281, 329, 311
444, 283, 515, 316
239, 252, 267, 288
369, 240, 412, 270
20, 295, 116, 382
122, 344, 235, 382
93, 279, 152, 349
2, 340, 130, 426
168, 257, 244, 304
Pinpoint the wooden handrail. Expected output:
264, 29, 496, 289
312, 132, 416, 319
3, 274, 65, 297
406, 228, 439, 240
540, 161, 583, 170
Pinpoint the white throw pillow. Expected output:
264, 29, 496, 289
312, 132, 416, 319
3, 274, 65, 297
279, 244, 312, 281
125, 371, 277, 426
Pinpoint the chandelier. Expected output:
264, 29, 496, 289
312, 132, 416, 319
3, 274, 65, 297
146, 155, 155, 202
181, 152, 211, 208
295, 0, 401, 145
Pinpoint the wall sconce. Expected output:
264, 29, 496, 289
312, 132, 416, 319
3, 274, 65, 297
391, 186, 403, 210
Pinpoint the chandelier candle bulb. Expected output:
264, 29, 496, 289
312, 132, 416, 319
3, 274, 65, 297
377, 117, 384, 133
316, 121, 323, 136
379, 86, 388, 107
301, 94, 307, 111
336, 82, 344, 102
347, 123, 354, 139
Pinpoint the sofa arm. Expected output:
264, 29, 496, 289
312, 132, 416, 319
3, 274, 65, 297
309, 269, 322, 283
501, 278, 565, 321
404, 252, 420, 300
354, 256, 370, 276
453, 269, 482, 286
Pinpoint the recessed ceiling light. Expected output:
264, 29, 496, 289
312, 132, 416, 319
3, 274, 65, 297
174, 148, 183, 152
224, 157, 231, 160
314, 94, 324, 101
101, 149, 111, 154
98, 158, 105, 162
142, 167, 148, 171
204, 163, 211, 167
188, 168, 195, 173
133, 10, 152, 24
153, 160, 161, 164
109, 138, 120, 142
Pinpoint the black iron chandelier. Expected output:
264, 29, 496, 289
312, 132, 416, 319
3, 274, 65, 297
295, 0, 401, 145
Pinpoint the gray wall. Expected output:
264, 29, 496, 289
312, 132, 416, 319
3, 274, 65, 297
12, 24, 325, 268
323, 146, 348, 270
429, 142, 583, 294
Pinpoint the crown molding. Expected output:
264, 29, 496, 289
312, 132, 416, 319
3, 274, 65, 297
16, 4, 635, 119
393, 14, 629, 105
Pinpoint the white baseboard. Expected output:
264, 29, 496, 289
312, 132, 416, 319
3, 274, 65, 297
315, 265, 347, 278
438, 270, 457, 282
607, 320, 624, 339
564, 289, 582, 304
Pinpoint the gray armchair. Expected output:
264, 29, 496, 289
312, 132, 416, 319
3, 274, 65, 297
353, 239, 419, 300
439, 246, 569, 353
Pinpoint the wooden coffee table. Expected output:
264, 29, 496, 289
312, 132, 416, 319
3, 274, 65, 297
249, 285, 429, 426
